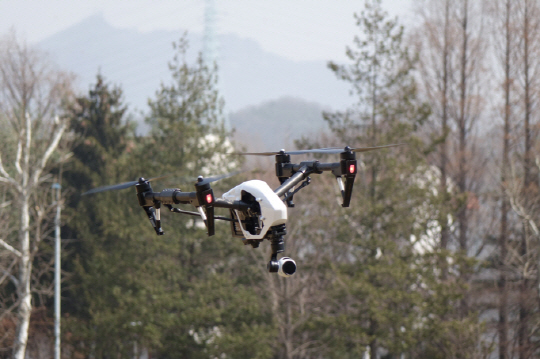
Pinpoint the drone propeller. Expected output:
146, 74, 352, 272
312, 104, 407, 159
234, 144, 403, 156
82, 175, 168, 196
318, 143, 404, 154
195, 170, 242, 186
83, 170, 241, 196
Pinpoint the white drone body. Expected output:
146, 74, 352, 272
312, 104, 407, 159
221, 180, 288, 240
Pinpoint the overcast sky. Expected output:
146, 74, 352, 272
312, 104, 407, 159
0, 0, 414, 62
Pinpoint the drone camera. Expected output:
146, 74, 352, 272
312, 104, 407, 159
277, 257, 296, 277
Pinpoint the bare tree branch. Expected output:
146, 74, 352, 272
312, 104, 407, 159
0, 32, 73, 359
0, 300, 21, 324
0, 259, 19, 286
22, 112, 31, 189
0, 157, 19, 190
15, 132, 22, 176
31, 118, 66, 187
0, 238, 21, 258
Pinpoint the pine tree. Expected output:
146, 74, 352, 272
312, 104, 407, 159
319, 1, 488, 357
61, 74, 156, 357
62, 41, 273, 357
141, 37, 272, 359
144, 37, 234, 178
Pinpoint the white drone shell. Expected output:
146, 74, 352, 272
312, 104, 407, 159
221, 180, 287, 240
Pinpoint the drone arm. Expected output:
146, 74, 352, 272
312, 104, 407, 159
283, 162, 339, 174
213, 198, 251, 211
135, 188, 197, 206
275, 159, 357, 206
315, 162, 341, 172
274, 165, 312, 198
174, 191, 198, 204
165, 204, 235, 222
275, 161, 343, 198
165, 205, 200, 216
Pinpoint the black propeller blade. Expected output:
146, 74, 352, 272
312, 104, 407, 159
233, 144, 404, 156
316, 144, 404, 154
195, 171, 242, 186
82, 175, 168, 196
83, 171, 241, 196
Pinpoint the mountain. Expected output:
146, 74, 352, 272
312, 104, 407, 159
229, 96, 329, 151
39, 14, 196, 113
38, 14, 352, 143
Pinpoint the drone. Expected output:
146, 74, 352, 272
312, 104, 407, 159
83, 144, 401, 277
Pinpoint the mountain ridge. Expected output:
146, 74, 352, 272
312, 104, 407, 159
38, 14, 350, 148
39, 13, 352, 112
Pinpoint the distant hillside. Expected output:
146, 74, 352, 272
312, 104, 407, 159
229, 96, 328, 151
38, 14, 352, 115
37, 14, 351, 149
38, 15, 350, 111
38, 14, 198, 114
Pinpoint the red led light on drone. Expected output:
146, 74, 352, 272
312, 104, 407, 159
349, 164, 356, 174
206, 193, 213, 204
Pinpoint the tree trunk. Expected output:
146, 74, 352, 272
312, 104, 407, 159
457, 0, 470, 321
440, 0, 450, 255
519, 2, 532, 357
0, 33, 71, 359
499, 1, 512, 358
13, 193, 32, 359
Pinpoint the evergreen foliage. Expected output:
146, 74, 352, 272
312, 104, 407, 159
145, 38, 234, 177
305, 1, 490, 357
61, 73, 151, 355
61, 40, 272, 358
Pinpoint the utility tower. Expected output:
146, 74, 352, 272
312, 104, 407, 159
203, 0, 218, 67
203, 0, 230, 130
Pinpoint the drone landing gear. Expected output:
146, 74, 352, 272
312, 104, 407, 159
142, 206, 164, 235
266, 225, 296, 277
135, 178, 164, 235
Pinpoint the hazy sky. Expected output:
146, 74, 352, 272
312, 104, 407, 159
0, 0, 414, 62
